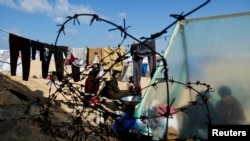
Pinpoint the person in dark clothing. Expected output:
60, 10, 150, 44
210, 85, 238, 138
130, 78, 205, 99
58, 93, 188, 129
216, 85, 246, 125
180, 91, 219, 139
85, 64, 101, 95
99, 70, 131, 100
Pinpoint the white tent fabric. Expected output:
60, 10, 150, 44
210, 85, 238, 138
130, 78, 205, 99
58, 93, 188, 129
134, 11, 250, 140
0, 50, 22, 73
118, 62, 133, 82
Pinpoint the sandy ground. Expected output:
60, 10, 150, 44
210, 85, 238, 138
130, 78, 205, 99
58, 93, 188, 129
0, 59, 151, 141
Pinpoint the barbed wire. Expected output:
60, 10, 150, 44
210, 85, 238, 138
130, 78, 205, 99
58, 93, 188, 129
0, 0, 212, 141
52, 0, 211, 140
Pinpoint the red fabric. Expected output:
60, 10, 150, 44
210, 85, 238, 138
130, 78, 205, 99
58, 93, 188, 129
84, 76, 100, 94
69, 53, 78, 63
88, 96, 100, 105
135, 84, 141, 90
156, 104, 175, 116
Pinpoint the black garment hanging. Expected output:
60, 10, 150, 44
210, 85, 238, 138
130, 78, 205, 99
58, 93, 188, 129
9, 33, 31, 81
53, 45, 68, 81
130, 40, 156, 85
30, 40, 45, 61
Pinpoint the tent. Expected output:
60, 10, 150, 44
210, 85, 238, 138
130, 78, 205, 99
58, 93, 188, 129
134, 11, 250, 140
118, 61, 133, 82
0, 50, 22, 73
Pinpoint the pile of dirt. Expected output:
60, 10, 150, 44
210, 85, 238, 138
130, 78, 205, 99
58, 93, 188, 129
0, 73, 60, 141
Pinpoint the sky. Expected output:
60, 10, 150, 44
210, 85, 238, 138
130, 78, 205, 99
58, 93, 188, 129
0, 0, 250, 53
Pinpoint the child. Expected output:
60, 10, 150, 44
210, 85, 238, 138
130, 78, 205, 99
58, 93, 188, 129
127, 76, 135, 92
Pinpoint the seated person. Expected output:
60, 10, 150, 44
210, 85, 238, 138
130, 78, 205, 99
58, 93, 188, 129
127, 76, 142, 96
99, 70, 131, 100
216, 86, 246, 125
127, 76, 135, 92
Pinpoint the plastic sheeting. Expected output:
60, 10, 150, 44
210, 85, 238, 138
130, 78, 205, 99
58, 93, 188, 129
134, 11, 250, 140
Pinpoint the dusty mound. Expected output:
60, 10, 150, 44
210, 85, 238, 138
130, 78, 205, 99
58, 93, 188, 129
0, 73, 58, 141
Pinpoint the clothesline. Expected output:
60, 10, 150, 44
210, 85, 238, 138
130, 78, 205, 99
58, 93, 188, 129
0, 28, 41, 44
0, 28, 126, 49
0, 28, 171, 49
0, 29, 9, 34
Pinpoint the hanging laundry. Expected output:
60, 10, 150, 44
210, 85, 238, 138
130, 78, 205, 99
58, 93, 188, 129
53, 45, 68, 81
41, 43, 54, 79
101, 46, 126, 71
67, 47, 87, 82
101, 46, 126, 81
67, 47, 87, 67
30, 40, 45, 61
111, 46, 126, 72
130, 40, 156, 86
9, 33, 31, 81
68, 53, 78, 63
